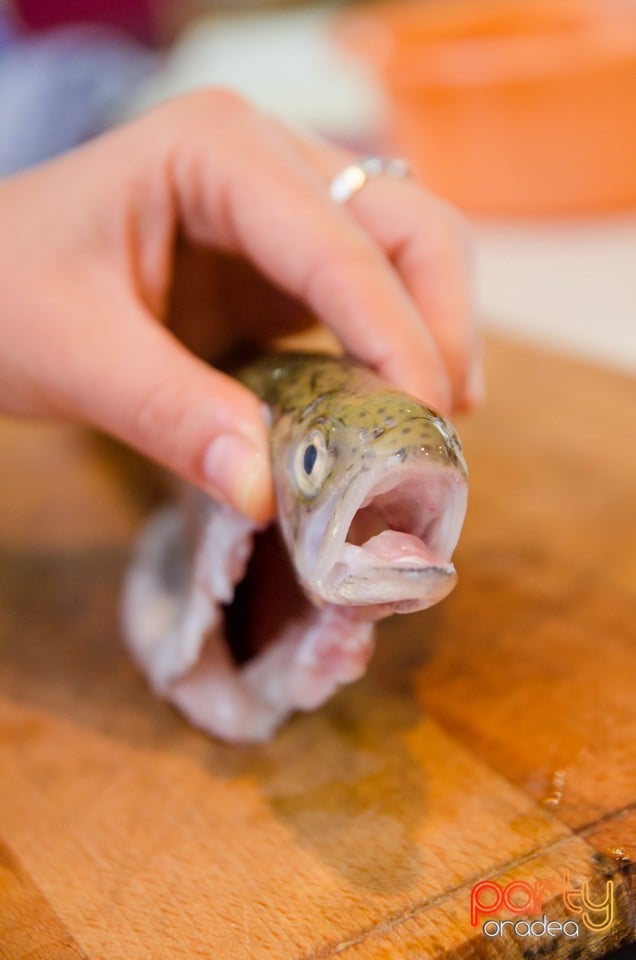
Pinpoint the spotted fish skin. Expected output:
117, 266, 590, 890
239, 352, 465, 472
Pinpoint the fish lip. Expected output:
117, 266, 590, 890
329, 562, 458, 611
307, 456, 468, 606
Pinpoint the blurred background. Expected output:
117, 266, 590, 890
1, 0, 635, 372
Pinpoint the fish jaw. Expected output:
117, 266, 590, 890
295, 459, 467, 614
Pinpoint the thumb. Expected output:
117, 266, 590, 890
53, 301, 274, 523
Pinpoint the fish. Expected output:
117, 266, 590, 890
122, 352, 468, 742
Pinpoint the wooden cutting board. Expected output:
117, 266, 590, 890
0, 336, 634, 960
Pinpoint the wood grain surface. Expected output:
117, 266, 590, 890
0, 336, 634, 959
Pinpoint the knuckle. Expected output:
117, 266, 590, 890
190, 85, 252, 118
422, 220, 470, 278
159, 86, 255, 136
305, 238, 377, 302
427, 195, 472, 258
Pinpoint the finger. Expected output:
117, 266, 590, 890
284, 130, 480, 409
45, 276, 275, 523
157, 90, 452, 413
351, 183, 480, 410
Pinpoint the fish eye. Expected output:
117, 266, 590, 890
294, 429, 331, 498
303, 443, 318, 476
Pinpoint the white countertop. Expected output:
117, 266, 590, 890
473, 217, 636, 374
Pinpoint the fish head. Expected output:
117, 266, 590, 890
270, 389, 468, 617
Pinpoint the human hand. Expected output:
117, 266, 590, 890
0, 89, 478, 522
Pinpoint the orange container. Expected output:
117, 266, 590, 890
336, 0, 636, 216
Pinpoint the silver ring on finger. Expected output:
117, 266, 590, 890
329, 156, 411, 204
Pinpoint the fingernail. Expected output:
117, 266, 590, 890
465, 355, 485, 407
202, 434, 272, 520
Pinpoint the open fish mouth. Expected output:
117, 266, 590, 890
317, 464, 468, 612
